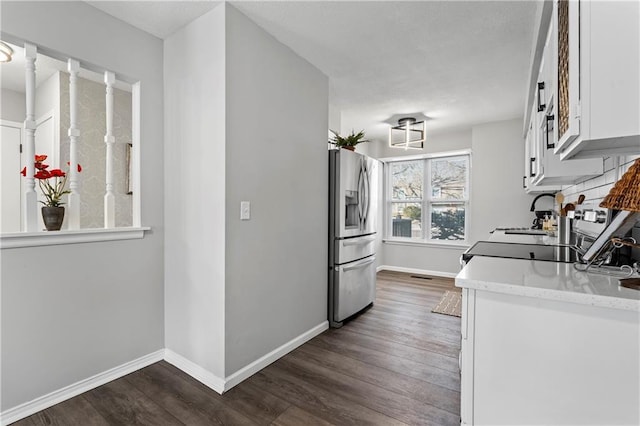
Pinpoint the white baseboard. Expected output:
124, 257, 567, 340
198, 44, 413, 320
163, 349, 225, 394
377, 264, 458, 278
223, 320, 328, 391
0, 349, 164, 426
1, 322, 330, 425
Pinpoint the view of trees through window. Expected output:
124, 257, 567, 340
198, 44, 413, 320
388, 155, 469, 241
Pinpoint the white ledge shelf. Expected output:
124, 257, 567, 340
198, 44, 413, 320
0, 227, 151, 249
383, 238, 470, 250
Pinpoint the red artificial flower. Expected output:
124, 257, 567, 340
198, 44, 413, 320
34, 170, 51, 180
49, 169, 66, 177
67, 162, 83, 172
20, 167, 26, 176
35, 162, 49, 170
35, 154, 47, 162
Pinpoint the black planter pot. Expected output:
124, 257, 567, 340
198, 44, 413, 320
41, 206, 65, 231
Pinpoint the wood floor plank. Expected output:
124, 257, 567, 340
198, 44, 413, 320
308, 332, 460, 392
156, 361, 291, 425
366, 304, 460, 331
372, 299, 462, 330
22, 396, 109, 426
292, 343, 460, 415
249, 366, 407, 425
274, 353, 460, 425
321, 327, 459, 373
346, 317, 460, 358
350, 311, 461, 345
124, 362, 258, 425
271, 406, 336, 426
82, 377, 184, 425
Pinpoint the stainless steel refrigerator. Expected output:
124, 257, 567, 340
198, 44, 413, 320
329, 149, 379, 328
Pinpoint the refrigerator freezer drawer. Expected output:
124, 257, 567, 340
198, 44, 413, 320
333, 256, 376, 322
335, 234, 376, 265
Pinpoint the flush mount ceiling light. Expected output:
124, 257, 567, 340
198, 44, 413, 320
0, 41, 13, 63
389, 117, 425, 150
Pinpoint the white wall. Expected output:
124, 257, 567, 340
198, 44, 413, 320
0, 88, 25, 122
224, 5, 328, 375
367, 127, 472, 159
1, 1, 164, 412
469, 118, 534, 243
375, 129, 473, 274
163, 4, 226, 379
34, 71, 60, 168
371, 119, 535, 275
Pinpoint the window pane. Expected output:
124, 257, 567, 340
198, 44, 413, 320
431, 156, 467, 200
391, 161, 423, 200
391, 202, 422, 238
431, 204, 465, 240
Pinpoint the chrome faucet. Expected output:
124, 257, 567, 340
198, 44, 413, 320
530, 193, 556, 212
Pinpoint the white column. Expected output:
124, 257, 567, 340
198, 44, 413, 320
104, 71, 115, 228
23, 43, 38, 232
67, 59, 81, 229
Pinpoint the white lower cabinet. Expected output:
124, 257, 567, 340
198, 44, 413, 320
460, 288, 639, 425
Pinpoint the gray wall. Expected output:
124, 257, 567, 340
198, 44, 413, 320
1, 1, 164, 411
224, 5, 329, 374
163, 4, 227, 379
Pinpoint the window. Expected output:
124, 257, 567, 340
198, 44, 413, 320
386, 152, 470, 242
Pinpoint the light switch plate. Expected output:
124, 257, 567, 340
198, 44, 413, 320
240, 201, 250, 220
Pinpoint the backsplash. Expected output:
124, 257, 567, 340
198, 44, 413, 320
562, 155, 639, 204
563, 155, 640, 262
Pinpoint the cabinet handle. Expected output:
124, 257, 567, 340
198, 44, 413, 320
523, 176, 526, 189
530, 157, 536, 177
545, 114, 555, 149
537, 82, 546, 112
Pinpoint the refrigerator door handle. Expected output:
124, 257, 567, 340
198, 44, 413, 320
357, 161, 365, 227
342, 235, 376, 246
363, 163, 370, 225
338, 256, 376, 272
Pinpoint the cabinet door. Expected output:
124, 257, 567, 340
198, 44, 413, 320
460, 288, 475, 425
554, 0, 580, 152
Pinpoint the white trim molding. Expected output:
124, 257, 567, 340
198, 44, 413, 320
165, 321, 328, 394
377, 264, 458, 278
0, 350, 164, 426
223, 321, 328, 392
164, 350, 226, 394
0, 226, 150, 249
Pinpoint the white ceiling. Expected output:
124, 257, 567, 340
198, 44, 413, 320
85, 1, 538, 141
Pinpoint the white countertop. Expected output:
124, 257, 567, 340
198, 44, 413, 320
456, 256, 640, 311
488, 230, 558, 245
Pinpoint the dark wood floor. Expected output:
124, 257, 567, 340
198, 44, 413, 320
13, 271, 461, 425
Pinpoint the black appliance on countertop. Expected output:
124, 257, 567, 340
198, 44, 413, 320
463, 203, 640, 269
461, 241, 579, 264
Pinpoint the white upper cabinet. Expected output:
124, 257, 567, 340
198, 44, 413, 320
554, 0, 640, 159
523, 15, 603, 192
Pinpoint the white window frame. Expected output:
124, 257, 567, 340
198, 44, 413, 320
382, 149, 471, 246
